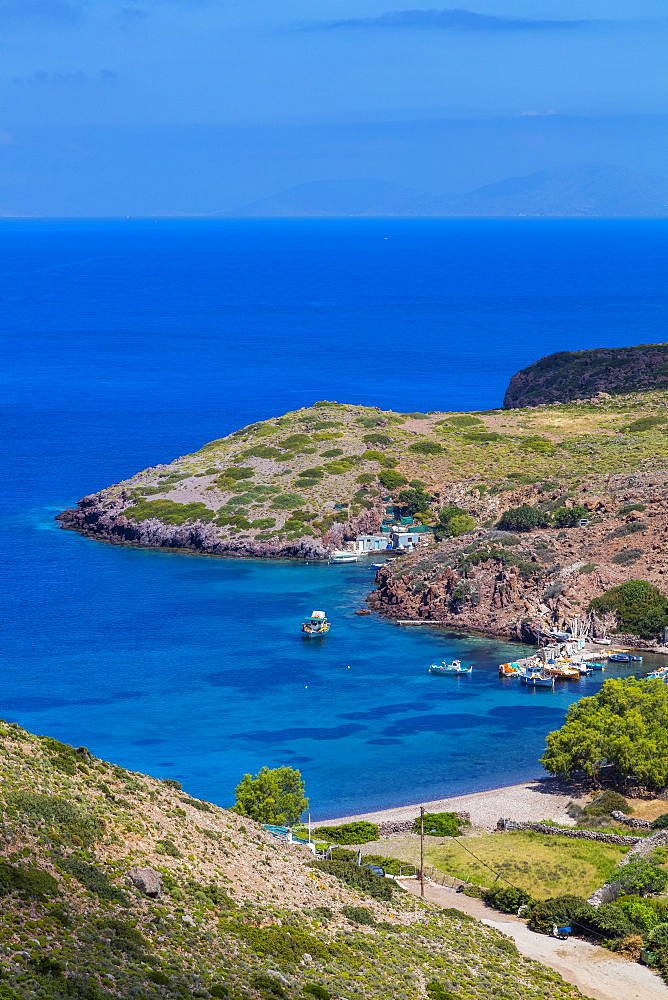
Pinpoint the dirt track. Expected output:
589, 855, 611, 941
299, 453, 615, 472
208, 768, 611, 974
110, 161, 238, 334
402, 880, 668, 1000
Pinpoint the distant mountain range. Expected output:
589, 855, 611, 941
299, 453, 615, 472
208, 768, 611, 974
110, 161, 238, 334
231, 165, 668, 218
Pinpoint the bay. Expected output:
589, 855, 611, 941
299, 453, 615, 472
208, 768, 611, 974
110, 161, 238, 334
1, 218, 667, 817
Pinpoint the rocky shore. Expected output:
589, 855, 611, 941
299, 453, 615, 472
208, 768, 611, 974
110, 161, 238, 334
368, 472, 668, 643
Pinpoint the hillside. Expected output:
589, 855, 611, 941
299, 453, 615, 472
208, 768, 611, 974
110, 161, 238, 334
230, 166, 668, 218
0, 722, 584, 1000
59, 390, 668, 565
504, 343, 668, 408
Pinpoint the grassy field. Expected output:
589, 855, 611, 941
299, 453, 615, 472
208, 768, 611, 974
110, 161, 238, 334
359, 831, 629, 900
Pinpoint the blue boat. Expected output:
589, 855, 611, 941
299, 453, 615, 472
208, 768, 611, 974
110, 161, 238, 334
608, 653, 642, 663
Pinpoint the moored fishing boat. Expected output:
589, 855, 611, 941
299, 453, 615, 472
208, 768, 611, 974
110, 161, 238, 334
429, 659, 473, 676
608, 653, 642, 663
647, 668, 668, 679
329, 550, 358, 564
301, 610, 331, 635
519, 664, 555, 688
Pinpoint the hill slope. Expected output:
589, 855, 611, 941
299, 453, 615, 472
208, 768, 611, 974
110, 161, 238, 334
504, 343, 668, 408
0, 722, 584, 1000
58, 391, 668, 563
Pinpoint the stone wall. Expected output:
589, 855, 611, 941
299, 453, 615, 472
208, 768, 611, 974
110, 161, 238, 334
496, 818, 639, 846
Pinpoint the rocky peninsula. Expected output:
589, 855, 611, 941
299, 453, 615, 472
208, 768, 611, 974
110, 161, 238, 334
59, 345, 668, 641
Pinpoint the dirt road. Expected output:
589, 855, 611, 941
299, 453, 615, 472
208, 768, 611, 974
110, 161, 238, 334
402, 879, 667, 1000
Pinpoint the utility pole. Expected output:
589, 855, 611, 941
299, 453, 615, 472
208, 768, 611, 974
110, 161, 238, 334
420, 806, 425, 898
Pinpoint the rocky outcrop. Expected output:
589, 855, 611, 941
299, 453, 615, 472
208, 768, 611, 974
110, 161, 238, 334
367, 491, 668, 641
57, 492, 331, 560
128, 866, 163, 898
504, 343, 668, 408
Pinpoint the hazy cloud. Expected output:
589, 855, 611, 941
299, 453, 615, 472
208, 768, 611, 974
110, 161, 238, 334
0, 0, 83, 21
304, 8, 621, 33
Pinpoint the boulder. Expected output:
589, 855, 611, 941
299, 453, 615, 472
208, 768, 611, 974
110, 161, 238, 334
128, 866, 163, 899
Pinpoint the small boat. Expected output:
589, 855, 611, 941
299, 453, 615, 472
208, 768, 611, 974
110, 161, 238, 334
544, 664, 580, 680
429, 659, 473, 676
647, 669, 668, 679
519, 664, 555, 688
629, 654, 644, 662
499, 661, 521, 677
589, 661, 605, 670
608, 653, 636, 663
592, 638, 611, 645
302, 610, 331, 635
370, 563, 385, 568
329, 550, 358, 564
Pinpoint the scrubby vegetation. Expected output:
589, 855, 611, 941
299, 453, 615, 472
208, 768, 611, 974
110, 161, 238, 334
0, 722, 589, 1000
589, 579, 668, 639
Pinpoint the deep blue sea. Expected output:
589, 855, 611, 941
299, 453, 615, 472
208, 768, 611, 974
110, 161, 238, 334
2, 219, 667, 819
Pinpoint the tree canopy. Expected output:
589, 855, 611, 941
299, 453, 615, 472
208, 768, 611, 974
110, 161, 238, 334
232, 766, 308, 826
589, 579, 668, 639
541, 678, 668, 789
496, 505, 549, 532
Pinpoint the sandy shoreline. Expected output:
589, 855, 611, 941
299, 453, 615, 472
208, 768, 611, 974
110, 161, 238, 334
320, 777, 589, 831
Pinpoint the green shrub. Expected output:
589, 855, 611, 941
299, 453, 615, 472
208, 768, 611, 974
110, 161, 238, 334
584, 790, 630, 816
147, 971, 170, 985
303, 985, 332, 1000
411, 812, 469, 837
552, 505, 589, 527
617, 897, 662, 932
652, 813, 668, 829
342, 905, 375, 925
521, 435, 555, 454
589, 580, 668, 638
297, 468, 324, 479
271, 493, 306, 510
313, 821, 379, 844
363, 433, 392, 445
527, 895, 589, 934
6, 790, 103, 846
224, 922, 328, 962
611, 548, 643, 565
243, 445, 283, 459
408, 440, 443, 455
580, 563, 597, 574
329, 848, 358, 861
209, 987, 230, 999
321, 448, 343, 458
378, 470, 407, 490
0, 860, 60, 901
221, 466, 254, 480
310, 860, 394, 900
497, 505, 549, 532
443, 414, 482, 428
162, 777, 182, 789
617, 859, 668, 895
356, 473, 376, 484
125, 499, 215, 525
626, 416, 667, 432
484, 885, 532, 913
250, 972, 286, 998
648, 923, 668, 950
279, 434, 310, 450
605, 521, 648, 540
57, 856, 128, 904
100, 918, 149, 957
156, 839, 182, 857
448, 514, 475, 536
426, 981, 459, 1000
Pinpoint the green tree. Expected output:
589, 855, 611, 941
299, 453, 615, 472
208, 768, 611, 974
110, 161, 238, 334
410, 812, 469, 837
397, 487, 431, 515
589, 580, 668, 639
497, 505, 549, 532
434, 504, 468, 541
552, 505, 589, 528
232, 766, 308, 826
448, 514, 475, 536
541, 678, 668, 789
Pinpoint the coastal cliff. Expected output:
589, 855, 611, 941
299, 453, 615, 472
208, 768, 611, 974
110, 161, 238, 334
0, 721, 585, 1000
368, 467, 668, 642
504, 343, 668, 408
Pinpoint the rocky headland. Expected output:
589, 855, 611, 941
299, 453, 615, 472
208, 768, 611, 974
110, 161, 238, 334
58, 349, 668, 642
504, 343, 668, 408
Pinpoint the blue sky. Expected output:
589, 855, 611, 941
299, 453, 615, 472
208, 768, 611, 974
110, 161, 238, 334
0, 1, 667, 213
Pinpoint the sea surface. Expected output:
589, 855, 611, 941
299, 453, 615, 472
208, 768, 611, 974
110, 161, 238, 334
2, 218, 667, 818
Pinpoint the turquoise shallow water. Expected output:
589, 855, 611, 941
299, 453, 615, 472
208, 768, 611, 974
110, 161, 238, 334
2, 218, 667, 817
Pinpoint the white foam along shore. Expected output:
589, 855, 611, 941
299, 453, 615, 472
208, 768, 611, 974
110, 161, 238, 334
318, 777, 589, 832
